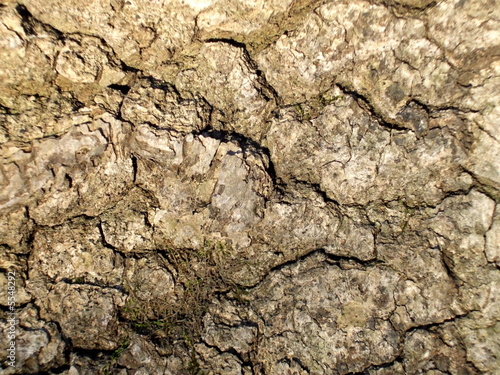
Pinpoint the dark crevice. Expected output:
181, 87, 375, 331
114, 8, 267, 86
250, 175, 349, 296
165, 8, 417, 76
123, 75, 213, 131
335, 83, 410, 132
0, 302, 30, 312
277, 356, 311, 373
59, 277, 126, 293
324, 253, 383, 269
433, 242, 464, 286
200, 338, 257, 372
363, 182, 474, 214
29, 212, 99, 228
226, 347, 254, 369
263, 247, 383, 279
382, 0, 438, 18
15, 7, 139, 80
107, 84, 131, 95
204, 37, 247, 50
288, 178, 342, 207
15, 4, 37, 36
255, 67, 281, 104
15, 4, 63, 39
120, 61, 140, 74
140, 75, 181, 96
194, 128, 279, 186
198, 129, 259, 152
335, 83, 478, 138
97, 221, 118, 249
292, 356, 310, 373
210, 318, 259, 331
405, 312, 471, 335
409, 97, 479, 116
204, 38, 281, 106
70, 96, 86, 112
463, 170, 500, 202
45, 318, 74, 366
131, 155, 138, 183
258, 250, 318, 280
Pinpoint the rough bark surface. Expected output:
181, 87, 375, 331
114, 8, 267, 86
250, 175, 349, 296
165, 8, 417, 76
1, 0, 499, 374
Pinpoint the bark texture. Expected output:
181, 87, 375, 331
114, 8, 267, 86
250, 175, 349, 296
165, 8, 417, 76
0, 0, 499, 374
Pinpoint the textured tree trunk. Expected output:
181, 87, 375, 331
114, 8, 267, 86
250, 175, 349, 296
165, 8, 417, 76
1, 0, 499, 374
